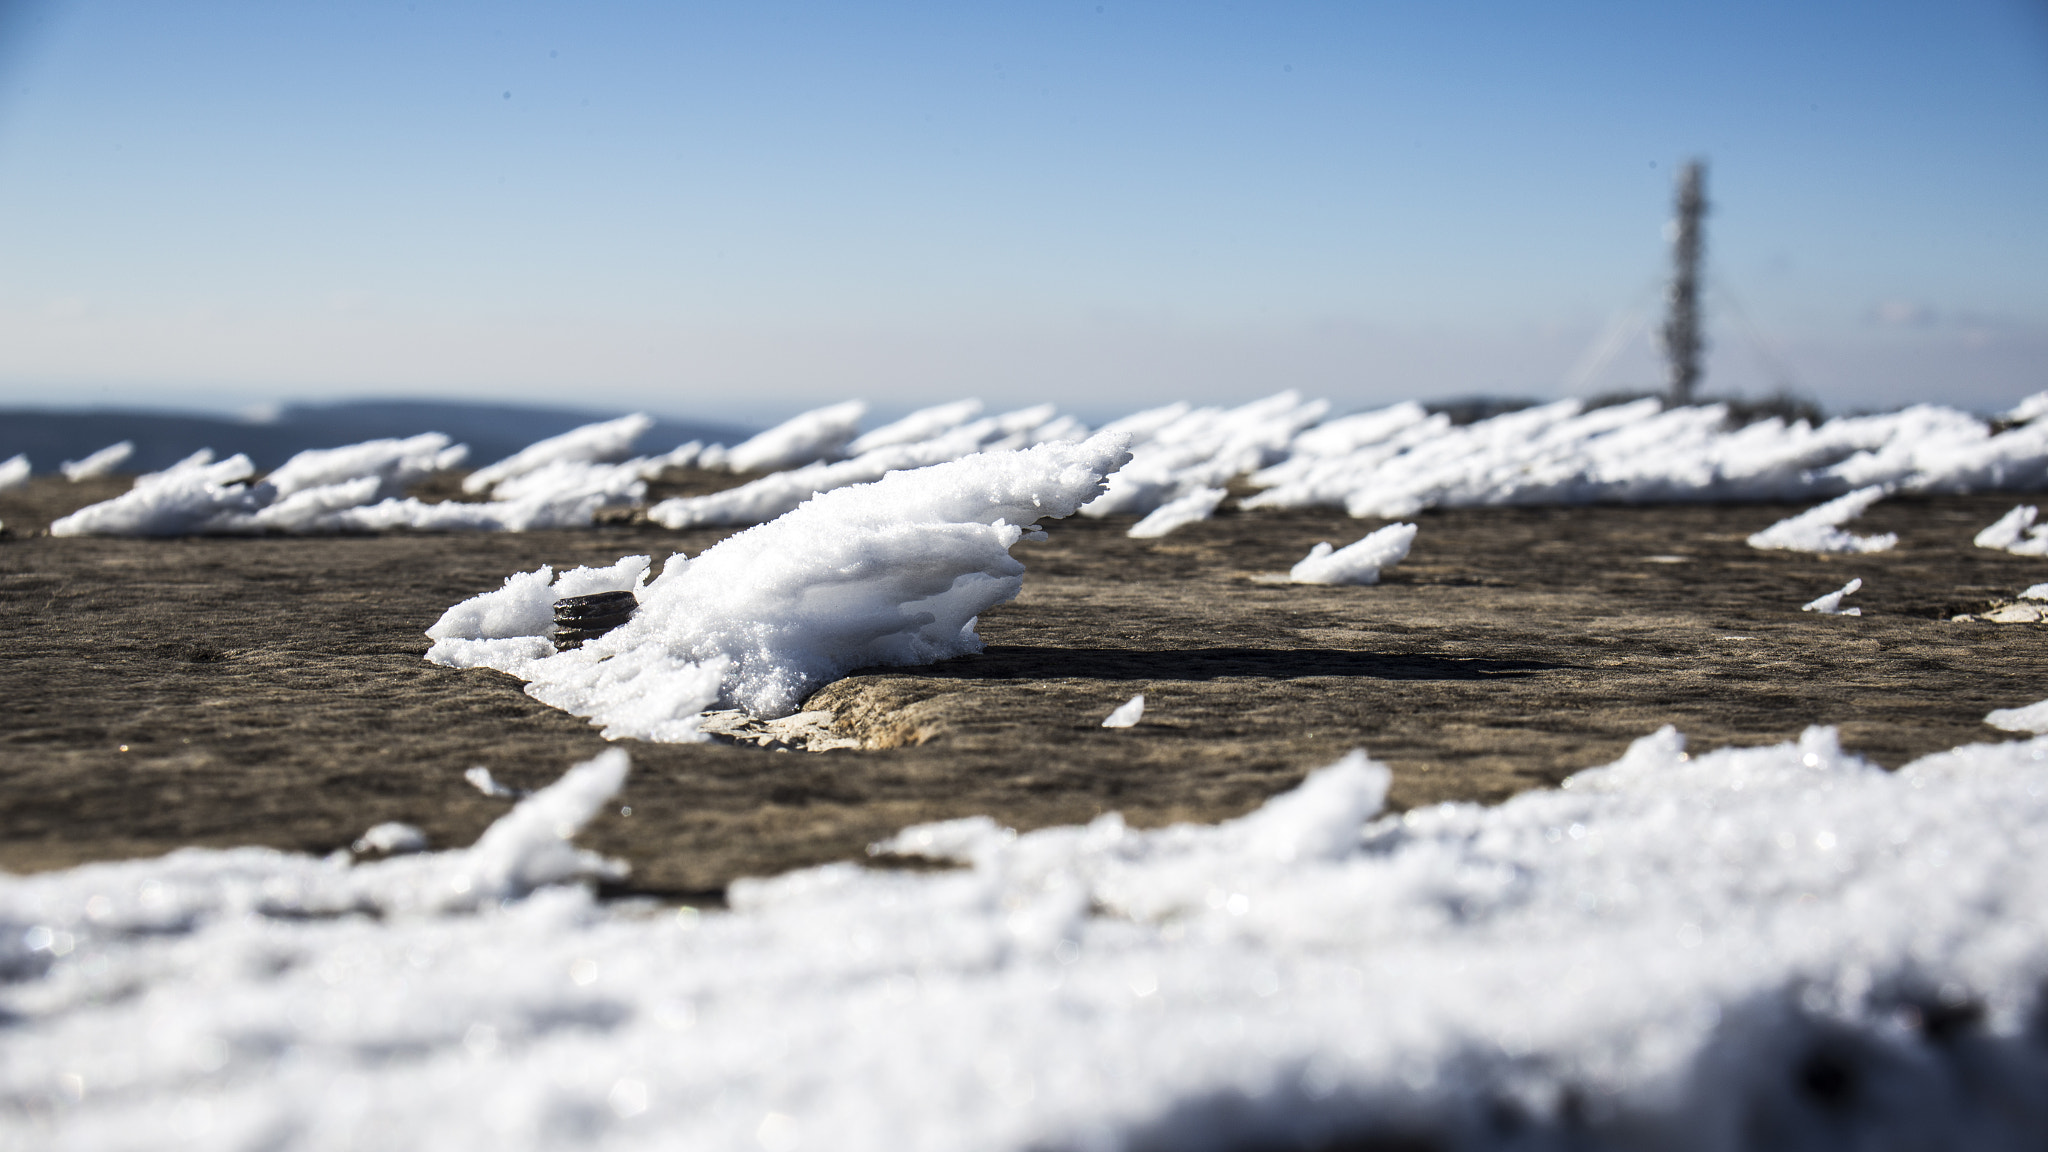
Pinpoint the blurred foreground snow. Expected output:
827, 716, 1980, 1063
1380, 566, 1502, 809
6, 722, 2048, 1149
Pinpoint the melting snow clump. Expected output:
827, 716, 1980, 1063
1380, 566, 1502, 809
428, 435, 1134, 728
1126, 486, 1227, 538
1975, 505, 2048, 555
1746, 486, 1897, 553
6, 729, 2048, 1148
0, 453, 28, 492
1801, 577, 1864, 615
1101, 694, 1145, 727
1289, 522, 1418, 585
1985, 697, 2048, 734
59, 440, 134, 481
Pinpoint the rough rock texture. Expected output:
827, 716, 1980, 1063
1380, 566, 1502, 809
3, 473, 2043, 898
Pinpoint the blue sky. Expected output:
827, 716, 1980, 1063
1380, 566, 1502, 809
0, 1, 2042, 423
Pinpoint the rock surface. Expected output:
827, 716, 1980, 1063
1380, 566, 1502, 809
2, 473, 2044, 898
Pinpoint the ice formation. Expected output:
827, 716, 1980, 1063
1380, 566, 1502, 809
39, 394, 2048, 538
430, 435, 1135, 726
647, 402, 1086, 529
1288, 522, 1418, 585
716, 400, 868, 473
352, 822, 428, 855
267, 433, 470, 500
1746, 486, 1898, 554
8, 728, 2048, 1149
48, 427, 629, 536
462, 414, 653, 494
1985, 698, 2048, 735
2024, 583, 2048, 601
1126, 486, 1227, 539
0, 453, 29, 492
1975, 505, 2048, 555
1801, 577, 1864, 616
2004, 389, 2048, 425
1101, 694, 1145, 728
1085, 391, 1327, 524
59, 440, 133, 481
844, 399, 984, 456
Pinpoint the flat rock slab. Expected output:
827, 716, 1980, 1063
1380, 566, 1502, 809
2, 478, 2043, 897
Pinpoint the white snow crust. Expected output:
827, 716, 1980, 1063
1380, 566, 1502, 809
462, 414, 653, 495
1801, 577, 1864, 616
1975, 505, 2048, 555
46, 430, 626, 537
430, 435, 1135, 725
39, 395, 2048, 537
1101, 694, 1145, 728
0, 453, 29, 491
1746, 486, 1898, 554
7, 728, 2048, 1150
719, 401, 868, 473
1986, 698, 2048, 735
647, 403, 1084, 529
60, 441, 134, 481
1126, 487, 1227, 539
1288, 522, 1418, 585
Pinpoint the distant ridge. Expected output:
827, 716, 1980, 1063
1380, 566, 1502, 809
0, 399, 755, 474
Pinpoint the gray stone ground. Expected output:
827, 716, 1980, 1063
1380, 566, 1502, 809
3, 474, 2043, 898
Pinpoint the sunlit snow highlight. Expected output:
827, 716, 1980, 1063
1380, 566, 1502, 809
1288, 522, 1418, 585
59, 440, 134, 481
1746, 486, 1897, 554
1101, 694, 1145, 728
6, 729, 2048, 1149
1801, 578, 1864, 616
429, 436, 1134, 725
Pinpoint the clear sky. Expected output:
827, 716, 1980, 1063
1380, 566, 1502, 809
0, 0, 2042, 423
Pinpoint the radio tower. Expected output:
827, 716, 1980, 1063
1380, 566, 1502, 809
1661, 160, 1707, 406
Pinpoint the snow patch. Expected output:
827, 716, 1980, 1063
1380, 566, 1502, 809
1747, 486, 1897, 554
1802, 577, 1864, 616
8, 731, 2048, 1148
1288, 522, 1418, 585
431, 435, 1134, 725
1102, 694, 1145, 728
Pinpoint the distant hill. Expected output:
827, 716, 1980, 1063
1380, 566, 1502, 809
0, 400, 756, 474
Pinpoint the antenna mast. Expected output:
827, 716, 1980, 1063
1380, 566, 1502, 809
1661, 160, 1707, 406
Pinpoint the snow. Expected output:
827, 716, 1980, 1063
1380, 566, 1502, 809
719, 401, 868, 473
352, 822, 428, 855
1802, 578, 1864, 616
1101, 694, 1145, 728
2004, 390, 2048, 425
462, 414, 653, 495
1746, 486, 1898, 554
647, 403, 1086, 530
0, 453, 29, 491
845, 399, 984, 456
1985, 698, 2048, 734
2024, 584, 2048, 601
1126, 486, 1226, 539
46, 429, 625, 536
8, 727, 2048, 1149
37, 395, 2048, 537
1975, 505, 2048, 555
1083, 391, 1328, 524
1288, 522, 1418, 585
266, 434, 469, 500
60, 440, 133, 481
430, 435, 1135, 727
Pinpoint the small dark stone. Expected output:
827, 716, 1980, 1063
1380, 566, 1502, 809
551, 591, 639, 651
554, 591, 638, 622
